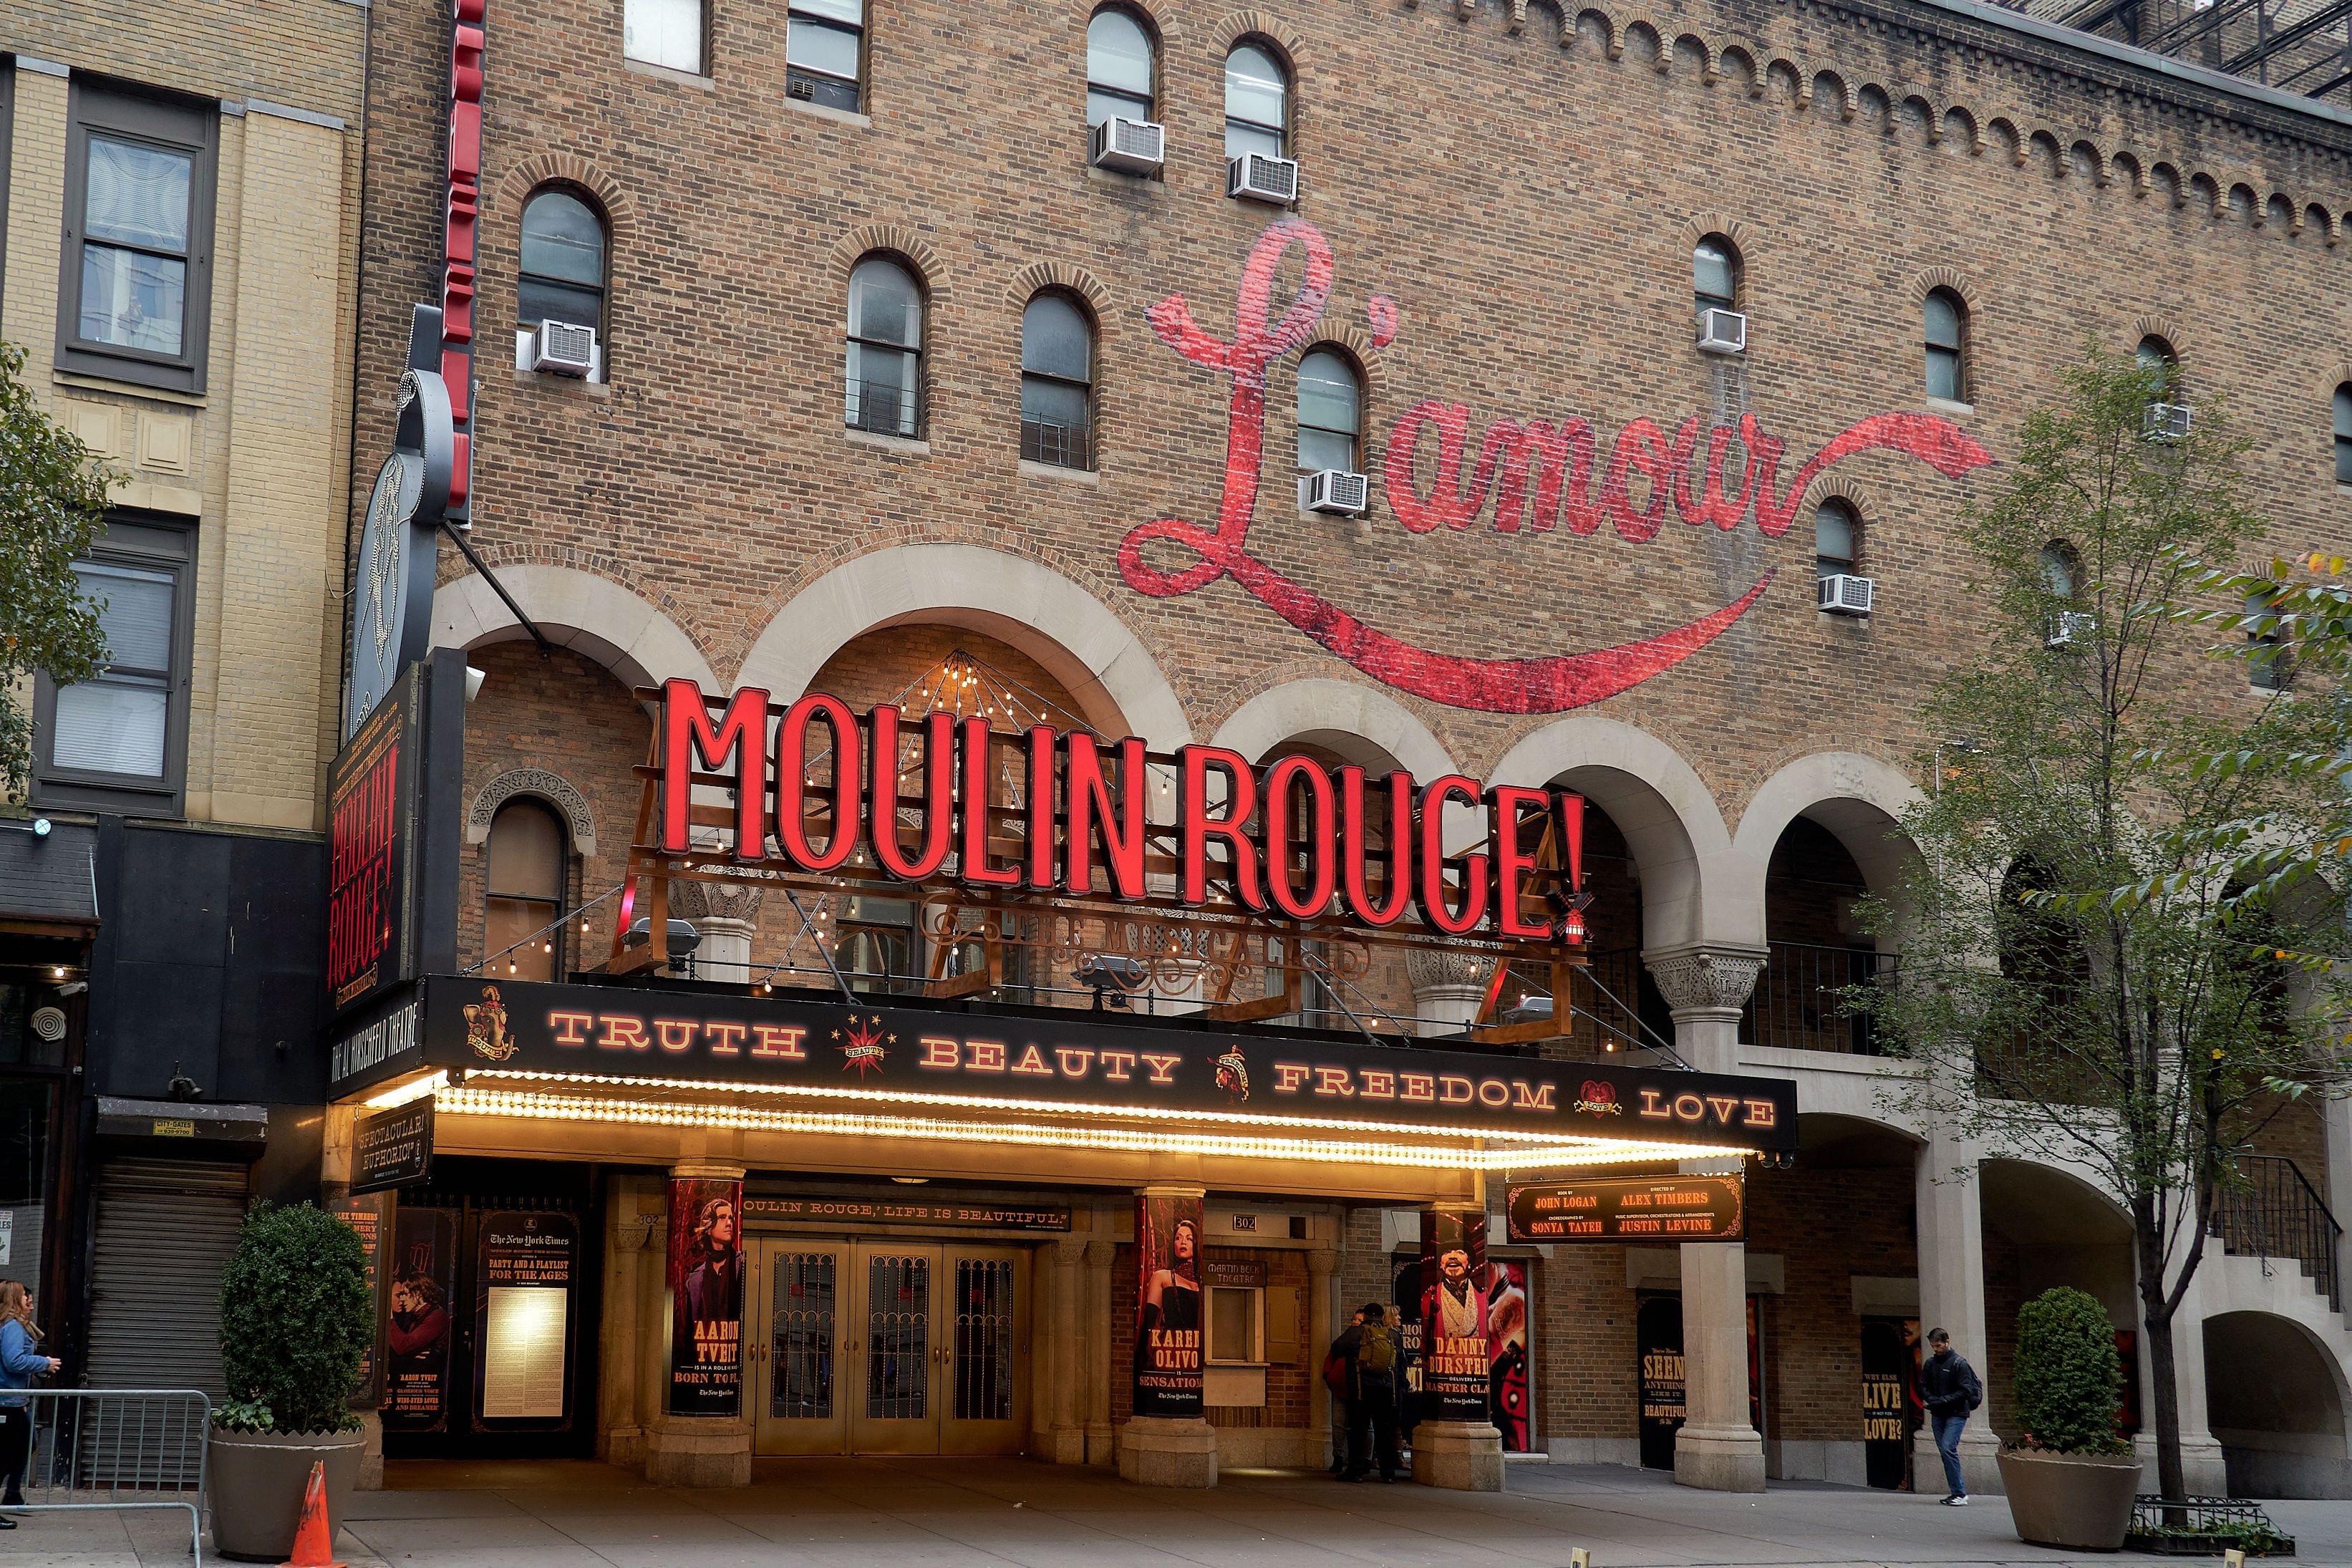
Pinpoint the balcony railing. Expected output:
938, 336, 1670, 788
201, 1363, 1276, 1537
846, 376, 921, 439
2214, 1153, 2342, 1312
1740, 940, 1897, 1055
1020, 417, 1092, 470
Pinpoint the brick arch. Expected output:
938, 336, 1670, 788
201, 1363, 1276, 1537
1004, 260, 1113, 319
1679, 213, 1761, 278
499, 154, 637, 241
1208, 9, 1305, 66
1807, 476, 1877, 553
2321, 362, 2352, 399
829, 223, 949, 297
1293, 322, 1389, 404
1907, 265, 1980, 313
1075, 0, 1179, 45
2131, 312, 2192, 358
468, 766, 600, 856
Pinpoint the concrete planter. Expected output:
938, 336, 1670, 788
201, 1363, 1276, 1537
1996, 1446, 2139, 1552
207, 1426, 364, 1562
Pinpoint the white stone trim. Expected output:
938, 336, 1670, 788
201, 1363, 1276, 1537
735, 544, 1191, 749
1727, 752, 1925, 937
432, 565, 718, 695
1209, 678, 1456, 778
1486, 717, 1738, 952
468, 766, 597, 856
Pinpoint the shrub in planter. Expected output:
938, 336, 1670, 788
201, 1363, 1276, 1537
208, 1203, 373, 1560
2013, 1285, 2129, 1456
1998, 1286, 2137, 1552
219, 1202, 372, 1434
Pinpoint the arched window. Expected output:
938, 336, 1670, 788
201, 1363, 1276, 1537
1814, 499, 1859, 579
2136, 334, 2179, 387
787, 0, 866, 112
1991, 857, 2092, 1099
1224, 42, 1289, 160
485, 798, 567, 981
1295, 347, 1361, 473
1924, 289, 1967, 402
1087, 6, 1156, 126
844, 254, 922, 438
2041, 541, 2079, 599
1020, 291, 1094, 470
2333, 385, 2352, 485
1693, 234, 1739, 317
2247, 588, 2289, 692
518, 187, 607, 347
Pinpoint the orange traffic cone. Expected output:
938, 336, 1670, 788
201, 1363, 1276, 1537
279, 1459, 345, 1568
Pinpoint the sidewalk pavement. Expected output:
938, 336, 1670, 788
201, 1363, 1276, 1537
6, 1455, 2348, 1567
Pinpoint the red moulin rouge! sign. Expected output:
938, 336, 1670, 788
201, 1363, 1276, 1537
658, 684, 1587, 942
1118, 220, 1994, 713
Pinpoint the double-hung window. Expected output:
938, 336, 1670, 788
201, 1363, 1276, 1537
58, 84, 216, 394
34, 518, 195, 816
788, 0, 866, 112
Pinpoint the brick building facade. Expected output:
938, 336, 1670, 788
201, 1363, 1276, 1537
331, 0, 2352, 1500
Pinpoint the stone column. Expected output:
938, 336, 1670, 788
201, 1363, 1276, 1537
318, 1105, 385, 1490
644, 1161, 752, 1486
1646, 945, 1768, 1494
1306, 1248, 1338, 1471
2151, 1242, 2230, 1494
1912, 1131, 2003, 1496
1035, 1239, 1089, 1463
1083, 1238, 1116, 1463
1118, 1187, 1219, 1487
669, 883, 761, 984
601, 1178, 658, 1472
1405, 948, 1494, 1037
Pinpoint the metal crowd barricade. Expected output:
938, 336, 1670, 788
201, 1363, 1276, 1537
10, 1389, 210, 1563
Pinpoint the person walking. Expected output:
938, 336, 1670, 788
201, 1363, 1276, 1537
0, 1281, 59, 1525
1918, 1326, 1983, 1506
1322, 1309, 1363, 1476
1331, 1302, 1400, 1482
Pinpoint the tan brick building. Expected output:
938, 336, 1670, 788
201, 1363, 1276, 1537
336, 0, 2352, 1501
0, 1, 364, 1391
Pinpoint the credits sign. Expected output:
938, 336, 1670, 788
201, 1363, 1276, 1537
1505, 1174, 1744, 1243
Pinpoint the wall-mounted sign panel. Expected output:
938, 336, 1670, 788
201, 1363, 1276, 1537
1505, 1175, 1745, 1243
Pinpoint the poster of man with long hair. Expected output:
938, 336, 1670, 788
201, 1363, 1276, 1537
1419, 1207, 1491, 1423
1131, 1191, 1204, 1418
667, 1176, 745, 1416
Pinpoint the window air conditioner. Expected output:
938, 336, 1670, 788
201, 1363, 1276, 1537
2144, 402, 2193, 441
1300, 469, 1370, 516
1090, 116, 1166, 175
2046, 610, 2096, 649
1227, 153, 1300, 205
1697, 308, 1748, 356
531, 318, 597, 377
1819, 572, 1874, 616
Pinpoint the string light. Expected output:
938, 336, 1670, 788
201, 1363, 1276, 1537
433, 1083, 1743, 1171
447, 1066, 1752, 1156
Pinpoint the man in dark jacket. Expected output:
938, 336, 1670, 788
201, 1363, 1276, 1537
1322, 1310, 1363, 1474
1918, 1327, 1983, 1504
1330, 1303, 1400, 1481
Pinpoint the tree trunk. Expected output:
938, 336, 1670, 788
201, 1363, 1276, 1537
2136, 1221, 2187, 1502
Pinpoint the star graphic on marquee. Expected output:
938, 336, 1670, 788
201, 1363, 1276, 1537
836, 1014, 892, 1078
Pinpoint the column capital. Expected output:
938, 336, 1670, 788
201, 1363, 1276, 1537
1307, 1249, 1338, 1277
1052, 1237, 1089, 1265
1642, 943, 1768, 1017
1084, 1239, 1117, 1266
667, 1160, 746, 1181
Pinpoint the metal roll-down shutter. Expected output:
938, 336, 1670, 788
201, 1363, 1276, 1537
84, 1158, 248, 1397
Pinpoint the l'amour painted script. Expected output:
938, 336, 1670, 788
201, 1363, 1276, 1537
1119, 219, 1993, 713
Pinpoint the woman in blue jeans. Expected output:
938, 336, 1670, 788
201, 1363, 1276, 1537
0, 1280, 60, 1526
1917, 1327, 1983, 1505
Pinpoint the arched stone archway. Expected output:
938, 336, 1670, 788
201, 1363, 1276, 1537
735, 545, 1190, 748
1489, 716, 1741, 954
1730, 752, 1924, 919
1977, 1158, 2141, 1453
1209, 679, 1456, 775
2203, 1310, 2352, 1497
432, 565, 717, 692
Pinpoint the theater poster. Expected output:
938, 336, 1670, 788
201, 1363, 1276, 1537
328, 1191, 392, 1411
383, 1206, 457, 1431
667, 1176, 745, 1417
1131, 1191, 1204, 1417
1393, 1252, 1531, 1449
1418, 1208, 1491, 1423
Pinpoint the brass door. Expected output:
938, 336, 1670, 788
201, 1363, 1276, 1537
750, 1240, 1027, 1456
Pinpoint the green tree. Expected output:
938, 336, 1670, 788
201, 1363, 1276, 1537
1861, 348, 2349, 1501
2013, 1286, 2128, 1455
0, 341, 111, 800
217, 1203, 371, 1433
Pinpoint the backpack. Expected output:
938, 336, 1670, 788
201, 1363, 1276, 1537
1357, 1322, 1398, 1376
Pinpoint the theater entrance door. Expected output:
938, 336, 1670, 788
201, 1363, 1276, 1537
748, 1239, 1027, 1456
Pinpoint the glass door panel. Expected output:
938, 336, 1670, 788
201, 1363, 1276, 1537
849, 1248, 938, 1453
941, 1248, 1025, 1455
752, 1243, 846, 1454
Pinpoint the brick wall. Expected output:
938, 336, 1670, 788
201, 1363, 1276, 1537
1748, 1158, 1919, 1445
